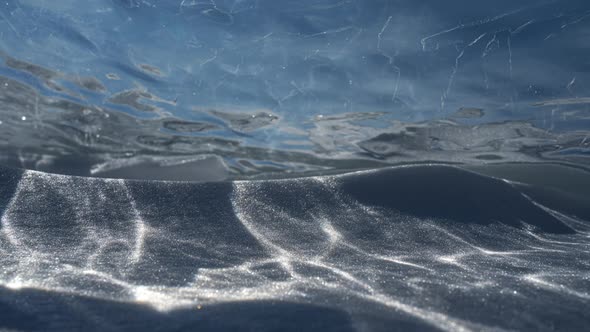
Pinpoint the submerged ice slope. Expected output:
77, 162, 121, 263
0, 165, 589, 331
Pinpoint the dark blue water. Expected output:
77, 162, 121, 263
0, 1, 589, 331
0, 0, 589, 179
